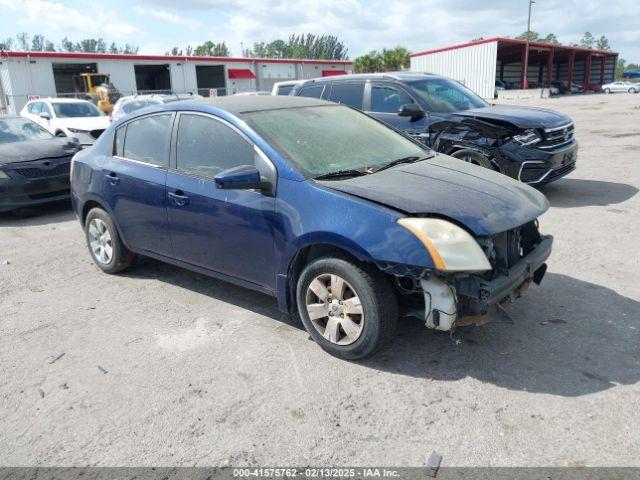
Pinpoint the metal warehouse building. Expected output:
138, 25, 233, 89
410, 37, 618, 99
0, 51, 352, 114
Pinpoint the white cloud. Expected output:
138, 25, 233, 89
135, 6, 201, 28
5, 0, 143, 40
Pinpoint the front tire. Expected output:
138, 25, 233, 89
629, 88, 637, 94
450, 148, 494, 170
296, 256, 398, 360
604, 88, 611, 94
84, 207, 134, 274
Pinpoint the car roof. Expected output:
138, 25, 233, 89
298, 72, 441, 85
168, 95, 332, 115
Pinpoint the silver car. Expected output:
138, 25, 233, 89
601, 81, 639, 94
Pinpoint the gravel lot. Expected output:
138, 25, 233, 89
1, 93, 639, 468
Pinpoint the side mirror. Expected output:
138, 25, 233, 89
214, 165, 270, 191
398, 103, 425, 119
39, 112, 51, 120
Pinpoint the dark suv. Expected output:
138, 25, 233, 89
292, 73, 578, 186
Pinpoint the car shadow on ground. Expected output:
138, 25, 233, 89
122, 256, 299, 328
125, 259, 639, 398
365, 272, 640, 397
540, 178, 638, 208
0, 200, 75, 227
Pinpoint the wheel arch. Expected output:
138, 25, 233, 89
280, 239, 373, 314
79, 196, 134, 252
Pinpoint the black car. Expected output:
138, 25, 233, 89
292, 73, 578, 186
0, 116, 81, 213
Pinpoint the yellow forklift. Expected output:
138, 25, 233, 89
72, 73, 121, 114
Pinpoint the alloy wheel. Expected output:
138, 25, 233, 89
88, 218, 113, 265
305, 273, 364, 345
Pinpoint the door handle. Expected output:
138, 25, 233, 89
105, 171, 119, 185
168, 191, 189, 206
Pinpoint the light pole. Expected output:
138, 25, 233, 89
523, 0, 535, 89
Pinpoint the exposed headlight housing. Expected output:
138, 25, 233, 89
513, 129, 542, 146
398, 218, 491, 272
0, 170, 9, 179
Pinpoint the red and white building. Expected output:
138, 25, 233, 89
0, 51, 352, 114
410, 37, 618, 99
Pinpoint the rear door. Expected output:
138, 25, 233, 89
325, 82, 365, 109
101, 112, 174, 256
165, 112, 277, 289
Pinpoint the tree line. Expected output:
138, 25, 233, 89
0, 33, 138, 54
510, 30, 611, 50
167, 34, 348, 61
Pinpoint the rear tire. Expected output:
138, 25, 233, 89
84, 207, 134, 274
296, 256, 398, 360
450, 148, 494, 170
629, 88, 637, 94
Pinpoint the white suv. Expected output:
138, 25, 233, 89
20, 98, 111, 146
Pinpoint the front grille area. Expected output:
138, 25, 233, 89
519, 164, 548, 183
90, 129, 105, 139
15, 162, 70, 179
28, 189, 70, 200
537, 123, 575, 150
548, 161, 576, 180
479, 221, 542, 280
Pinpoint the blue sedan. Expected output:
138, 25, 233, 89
70, 96, 552, 359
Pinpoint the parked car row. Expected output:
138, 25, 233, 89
3, 72, 583, 360
69, 95, 553, 359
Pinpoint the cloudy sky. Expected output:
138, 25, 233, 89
0, 0, 638, 61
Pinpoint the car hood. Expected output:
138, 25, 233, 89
318, 155, 549, 236
58, 116, 111, 131
0, 138, 81, 165
455, 104, 572, 130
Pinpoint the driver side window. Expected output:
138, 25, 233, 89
176, 114, 255, 178
371, 85, 413, 113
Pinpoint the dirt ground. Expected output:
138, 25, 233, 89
1, 93, 639, 468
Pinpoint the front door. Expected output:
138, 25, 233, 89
102, 112, 173, 256
366, 83, 431, 140
165, 112, 277, 289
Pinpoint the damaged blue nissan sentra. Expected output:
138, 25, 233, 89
70, 96, 552, 360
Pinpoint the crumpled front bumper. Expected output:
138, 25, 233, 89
457, 235, 553, 306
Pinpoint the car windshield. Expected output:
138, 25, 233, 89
52, 102, 103, 118
246, 105, 429, 177
408, 78, 488, 113
0, 117, 54, 144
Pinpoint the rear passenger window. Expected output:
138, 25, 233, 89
297, 85, 324, 99
176, 114, 254, 178
122, 114, 172, 167
327, 83, 364, 109
371, 85, 413, 113
114, 126, 125, 157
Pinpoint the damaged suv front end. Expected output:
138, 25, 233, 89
430, 110, 578, 187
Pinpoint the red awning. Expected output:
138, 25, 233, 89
228, 69, 256, 79
322, 70, 347, 77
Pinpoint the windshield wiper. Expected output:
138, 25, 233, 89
372, 155, 428, 173
313, 168, 371, 180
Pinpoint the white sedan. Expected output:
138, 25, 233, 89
20, 98, 111, 146
601, 81, 639, 94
